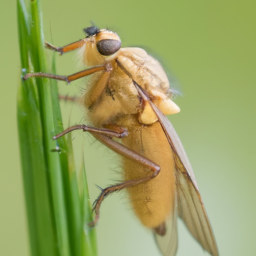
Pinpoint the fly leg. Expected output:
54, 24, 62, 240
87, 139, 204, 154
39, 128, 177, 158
23, 64, 112, 83
45, 40, 85, 55
57, 67, 111, 106
53, 124, 128, 140
53, 126, 160, 227
88, 134, 160, 227
58, 95, 78, 103
84, 69, 111, 107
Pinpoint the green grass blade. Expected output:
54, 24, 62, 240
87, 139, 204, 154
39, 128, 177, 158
79, 155, 98, 256
29, 1, 71, 256
17, 1, 57, 256
17, 1, 98, 256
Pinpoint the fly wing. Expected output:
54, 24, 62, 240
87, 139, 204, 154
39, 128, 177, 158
154, 201, 178, 256
149, 102, 219, 256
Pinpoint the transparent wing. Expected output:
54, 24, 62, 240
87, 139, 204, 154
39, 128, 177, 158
175, 158, 218, 255
150, 101, 219, 256
154, 203, 178, 256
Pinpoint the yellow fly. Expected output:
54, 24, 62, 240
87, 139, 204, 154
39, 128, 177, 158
24, 26, 219, 256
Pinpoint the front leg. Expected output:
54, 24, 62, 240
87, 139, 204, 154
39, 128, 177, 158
45, 40, 85, 55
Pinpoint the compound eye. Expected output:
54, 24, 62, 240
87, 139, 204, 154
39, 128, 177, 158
97, 39, 121, 56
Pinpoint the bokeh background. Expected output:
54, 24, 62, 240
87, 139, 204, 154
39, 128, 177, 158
1, 0, 256, 255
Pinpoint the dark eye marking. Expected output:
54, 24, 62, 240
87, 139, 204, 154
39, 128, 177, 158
83, 26, 100, 36
97, 39, 121, 56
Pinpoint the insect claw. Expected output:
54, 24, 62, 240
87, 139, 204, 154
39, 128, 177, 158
87, 221, 95, 227
87, 214, 99, 227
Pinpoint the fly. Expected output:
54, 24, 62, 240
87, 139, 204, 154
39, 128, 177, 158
23, 26, 219, 256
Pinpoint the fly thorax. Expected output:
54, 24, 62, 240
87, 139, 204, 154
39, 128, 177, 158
117, 48, 180, 120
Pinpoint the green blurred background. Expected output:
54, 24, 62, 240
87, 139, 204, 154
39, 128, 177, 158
1, 0, 255, 255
